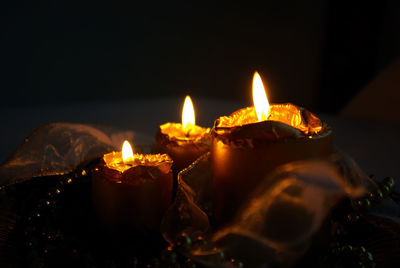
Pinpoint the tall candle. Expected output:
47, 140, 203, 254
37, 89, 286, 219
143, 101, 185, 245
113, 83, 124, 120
211, 72, 333, 226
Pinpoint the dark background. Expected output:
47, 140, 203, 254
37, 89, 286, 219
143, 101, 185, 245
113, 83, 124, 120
1, 1, 399, 113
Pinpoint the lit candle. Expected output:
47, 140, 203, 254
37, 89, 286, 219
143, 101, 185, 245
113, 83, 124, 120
155, 96, 211, 175
211, 72, 333, 226
92, 140, 173, 235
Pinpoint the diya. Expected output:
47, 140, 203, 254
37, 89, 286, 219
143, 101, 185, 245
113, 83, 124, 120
211, 72, 333, 225
92, 141, 173, 235
155, 96, 210, 175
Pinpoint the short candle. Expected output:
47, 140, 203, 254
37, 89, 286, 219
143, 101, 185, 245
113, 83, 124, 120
211, 72, 333, 226
92, 141, 173, 235
155, 96, 210, 175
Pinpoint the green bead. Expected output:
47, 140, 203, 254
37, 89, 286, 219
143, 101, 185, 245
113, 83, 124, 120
341, 245, 352, 252
184, 258, 196, 268
218, 251, 225, 261
335, 225, 347, 236
331, 247, 339, 254
357, 199, 371, 210
176, 233, 192, 251
335, 228, 342, 236
230, 258, 244, 268
192, 235, 207, 249
161, 247, 177, 264
381, 184, 391, 196
237, 262, 244, 268
347, 213, 359, 223
152, 258, 161, 268
370, 190, 383, 203
366, 252, 374, 261
383, 177, 395, 188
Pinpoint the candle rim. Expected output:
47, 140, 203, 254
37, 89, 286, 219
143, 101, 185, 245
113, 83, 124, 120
103, 151, 172, 173
214, 103, 324, 135
159, 122, 210, 142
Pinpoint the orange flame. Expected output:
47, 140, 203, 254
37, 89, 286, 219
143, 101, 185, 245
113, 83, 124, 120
182, 95, 195, 131
122, 140, 134, 164
252, 72, 270, 121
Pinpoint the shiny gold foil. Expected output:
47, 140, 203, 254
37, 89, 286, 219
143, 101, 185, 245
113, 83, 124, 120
103, 151, 172, 174
159, 122, 210, 143
216, 103, 323, 134
156, 122, 211, 174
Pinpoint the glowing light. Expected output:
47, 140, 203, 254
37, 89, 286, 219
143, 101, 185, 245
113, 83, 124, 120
122, 140, 134, 164
182, 95, 196, 131
252, 72, 270, 121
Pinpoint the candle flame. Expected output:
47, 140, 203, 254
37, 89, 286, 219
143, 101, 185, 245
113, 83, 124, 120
252, 72, 270, 121
182, 95, 196, 130
122, 140, 134, 164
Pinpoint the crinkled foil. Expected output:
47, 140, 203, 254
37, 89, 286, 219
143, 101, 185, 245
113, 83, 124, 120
0, 122, 134, 186
213, 104, 331, 147
158, 122, 211, 145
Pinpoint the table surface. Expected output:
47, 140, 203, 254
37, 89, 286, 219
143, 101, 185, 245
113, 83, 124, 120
1, 98, 399, 180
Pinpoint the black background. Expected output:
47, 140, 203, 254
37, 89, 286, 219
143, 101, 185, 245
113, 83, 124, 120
1, 1, 399, 113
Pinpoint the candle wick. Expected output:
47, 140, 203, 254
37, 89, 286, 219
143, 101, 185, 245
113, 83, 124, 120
185, 128, 191, 137
122, 156, 135, 167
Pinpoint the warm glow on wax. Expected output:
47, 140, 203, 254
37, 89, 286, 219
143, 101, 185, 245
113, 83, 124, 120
182, 95, 196, 130
122, 140, 134, 164
252, 72, 270, 121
